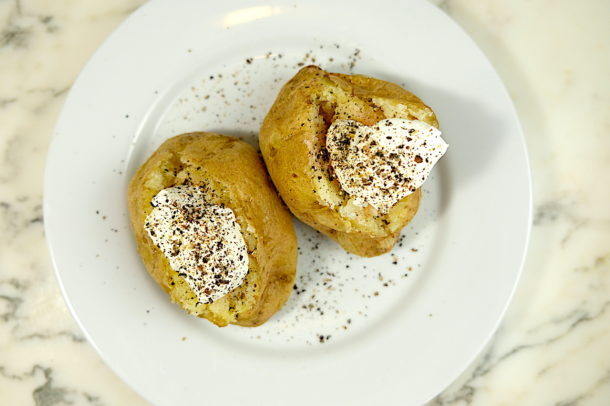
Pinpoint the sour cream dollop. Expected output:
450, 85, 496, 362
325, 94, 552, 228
144, 185, 249, 304
326, 118, 448, 214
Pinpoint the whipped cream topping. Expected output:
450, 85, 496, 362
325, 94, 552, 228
326, 118, 448, 214
144, 185, 249, 304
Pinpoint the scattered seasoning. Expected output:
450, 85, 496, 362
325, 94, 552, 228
347, 48, 361, 71
161, 46, 435, 345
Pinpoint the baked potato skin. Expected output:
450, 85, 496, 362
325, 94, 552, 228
128, 133, 297, 327
260, 66, 438, 257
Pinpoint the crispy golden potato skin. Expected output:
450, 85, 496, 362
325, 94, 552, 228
260, 66, 439, 257
128, 133, 297, 327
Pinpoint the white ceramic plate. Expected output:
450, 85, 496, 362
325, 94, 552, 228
44, 0, 531, 405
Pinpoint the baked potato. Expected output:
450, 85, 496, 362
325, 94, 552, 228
128, 133, 297, 327
260, 66, 440, 257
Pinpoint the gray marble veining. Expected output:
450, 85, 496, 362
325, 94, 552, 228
1, 0, 609, 405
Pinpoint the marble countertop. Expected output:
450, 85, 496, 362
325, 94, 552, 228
1, 0, 609, 405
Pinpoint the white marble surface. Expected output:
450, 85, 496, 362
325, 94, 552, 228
1, 0, 608, 404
